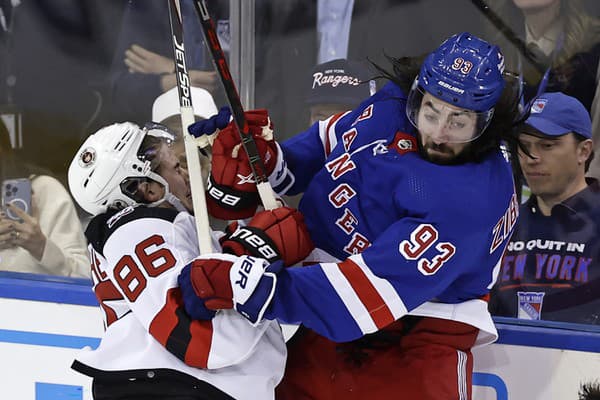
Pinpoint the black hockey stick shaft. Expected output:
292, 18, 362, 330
194, 0, 278, 210
167, 0, 213, 254
191, 0, 278, 210
469, 0, 546, 74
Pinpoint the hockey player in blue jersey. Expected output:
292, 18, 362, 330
178, 32, 523, 399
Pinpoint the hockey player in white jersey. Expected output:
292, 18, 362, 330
67, 122, 313, 400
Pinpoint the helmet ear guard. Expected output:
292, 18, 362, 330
68, 122, 176, 215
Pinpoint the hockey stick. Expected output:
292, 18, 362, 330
190, 0, 279, 211
167, 0, 213, 254
469, 0, 546, 74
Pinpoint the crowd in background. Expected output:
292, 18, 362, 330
1, 0, 600, 328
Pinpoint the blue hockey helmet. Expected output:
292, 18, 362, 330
406, 32, 506, 143
418, 32, 505, 112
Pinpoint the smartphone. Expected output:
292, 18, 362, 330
2, 178, 32, 221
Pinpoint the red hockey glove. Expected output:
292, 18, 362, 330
207, 109, 279, 220
220, 207, 315, 266
178, 254, 284, 325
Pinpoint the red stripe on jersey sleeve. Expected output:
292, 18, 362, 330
338, 259, 395, 329
149, 289, 181, 346
149, 288, 213, 368
185, 316, 213, 368
94, 280, 123, 327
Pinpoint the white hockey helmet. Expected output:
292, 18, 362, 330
68, 122, 175, 215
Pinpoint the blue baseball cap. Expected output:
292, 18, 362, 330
524, 92, 592, 139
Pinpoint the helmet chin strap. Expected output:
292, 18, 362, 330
164, 192, 188, 213
145, 171, 188, 213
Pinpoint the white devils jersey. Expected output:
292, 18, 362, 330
72, 206, 286, 400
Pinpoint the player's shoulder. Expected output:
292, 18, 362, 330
85, 206, 179, 255
338, 81, 409, 132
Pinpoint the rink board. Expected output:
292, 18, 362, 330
1, 272, 599, 400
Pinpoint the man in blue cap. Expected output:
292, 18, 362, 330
490, 92, 600, 325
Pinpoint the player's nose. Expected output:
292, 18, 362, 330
430, 126, 450, 144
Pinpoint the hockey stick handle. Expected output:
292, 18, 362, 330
192, 0, 278, 211
469, 0, 546, 74
168, 0, 213, 254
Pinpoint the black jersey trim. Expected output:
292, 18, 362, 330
85, 206, 180, 256
165, 307, 193, 361
71, 361, 234, 399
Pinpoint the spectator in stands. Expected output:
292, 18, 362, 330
280, 57, 376, 210
107, 1, 228, 124
255, 0, 445, 139
151, 86, 218, 170
489, 92, 600, 325
151, 86, 222, 228
305, 58, 375, 125
485, 0, 600, 177
0, 119, 88, 277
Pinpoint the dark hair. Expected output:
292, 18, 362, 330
0, 119, 11, 150
579, 381, 600, 400
370, 54, 526, 163
0, 120, 51, 181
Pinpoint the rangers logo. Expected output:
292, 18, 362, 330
517, 291, 545, 320
531, 99, 547, 114
79, 148, 96, 167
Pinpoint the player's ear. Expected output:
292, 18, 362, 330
137, 180, 164, 203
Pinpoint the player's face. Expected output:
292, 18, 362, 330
518, 132, 589, 202
416, 93, 477, 164
161, 117, 211, 185
154, 144, 193, 213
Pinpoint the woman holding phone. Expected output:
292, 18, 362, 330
0, 120, 88, 277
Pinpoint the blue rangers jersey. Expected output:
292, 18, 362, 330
266, 82, 519, 346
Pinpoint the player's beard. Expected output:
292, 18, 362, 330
417, 136, 471, 165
